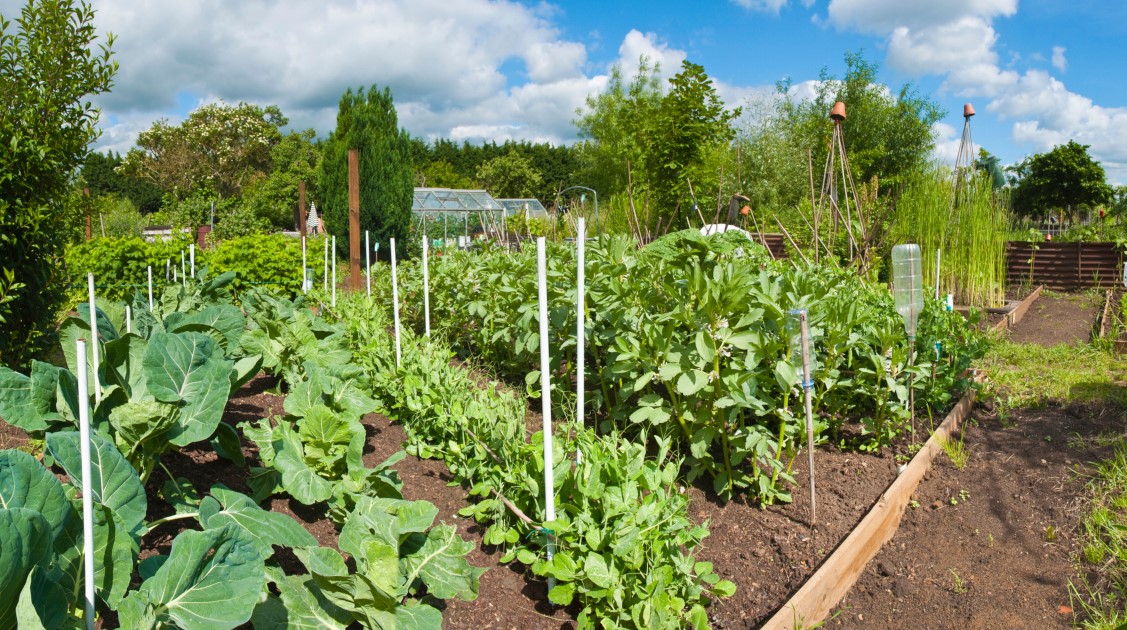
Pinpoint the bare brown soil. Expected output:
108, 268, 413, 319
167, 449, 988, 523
829, 291, 1115, 630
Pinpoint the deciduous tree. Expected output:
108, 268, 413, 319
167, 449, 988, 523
1010, 140, 1113, 221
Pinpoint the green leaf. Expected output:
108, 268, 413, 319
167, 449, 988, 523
294, 545, 348, 577
166, 305, 246, 356
198, 486, 316, 558
14, 568, 49, 630
395, 599, 443, 629
120, 524, 265, 630
712, 579, 737, 598
774, 360, 800, 391
548, 581, 577, 607
49, 502, 135, 608
0, 450, 71, 539
210, 422, 246, 467
675, 369, 710, 396
584, 552, 613, 588
0, 362, 64, 433
229, 355, 262, 395
260, 574, 351, 629
142, 331, 233, 446
46, 431, 147, 535
272, 423, 335, 505
401, 524, 485, 601
0, 508, 52, 628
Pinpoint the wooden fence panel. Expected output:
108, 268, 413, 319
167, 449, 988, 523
1006, 241, 1121, 290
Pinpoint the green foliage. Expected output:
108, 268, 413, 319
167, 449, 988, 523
775, 51, 943, 193
0, 0, 117, 369
417, 159, 477, 189
320, 85, 414, 260
476, 150, 544, 199
1011, 140, 1114, 222
413, 139, 580, 207
889, 166, 1010, 307
81, 151, 163, 214
120, 101, 287, 202
64, 234, 192, 305
204, 233, 311, 295
90, 194, 146, 238
240, 128, 322, 230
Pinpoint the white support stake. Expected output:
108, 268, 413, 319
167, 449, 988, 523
331, 235, 337, 308
125, 304, 132, 335
75, 339, 95, 630
422, 233, 430, 336
323, 237, 329, 291
576, 218, 586, 464
366, 231, 371, 297
301, 236, 307, 294
190, 243, 195, 278
537, 237, 557, 594
165, 258, 170, 282
180, 250, 186, 285
147, 266, 154, 311
86, 274, 100, 404
391, 238, 402, 367
935, 248, 941, 300
799, 310, 817, 529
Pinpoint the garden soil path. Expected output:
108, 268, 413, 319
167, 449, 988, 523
829, 292, 1116, 629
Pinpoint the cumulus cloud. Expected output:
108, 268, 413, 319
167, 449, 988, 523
824, 0, 1127, 182
1051, 46, 1067, 72
74, 0, 627, 153
729, 0, 790, 14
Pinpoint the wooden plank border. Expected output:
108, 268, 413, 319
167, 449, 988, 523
1002, 284, 1044, 331
762, 375, 983, 630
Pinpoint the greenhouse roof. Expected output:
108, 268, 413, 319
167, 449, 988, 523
412, 188, 503, 212
496, 198, 548, 217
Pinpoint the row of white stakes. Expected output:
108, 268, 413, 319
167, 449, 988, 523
77, 224, 589, 624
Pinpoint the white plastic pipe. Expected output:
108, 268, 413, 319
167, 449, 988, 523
301, 236, 307, 294
173, 267, 177, 283
165, 258, 170, 282
798, 310, 816, 528
536, 237, 557, 588
391, 237, 402, 367
331, 235, 337, 308
422, 233, 430, 337
86, 274, 100, 404
190, 243, 195, 278
125, 305, 131, 335
935, 248, 941, 299
180, 250, 185, 285
366, 231, 371, 297
323, 237, 329, 291
576, 218, 585, 464
75, 339, 95, 630
147, 266, 153, 311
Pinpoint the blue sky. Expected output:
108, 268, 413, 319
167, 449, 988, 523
4, 0, 1121, 181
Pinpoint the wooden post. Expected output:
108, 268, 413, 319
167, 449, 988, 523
298, 181, 307, 237
83, 188, 91, 240
348, 150, 361, 290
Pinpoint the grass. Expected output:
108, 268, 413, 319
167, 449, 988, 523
1069, 442, 1127, 628
977, 341, 1127, 412
938, 430, 970, 470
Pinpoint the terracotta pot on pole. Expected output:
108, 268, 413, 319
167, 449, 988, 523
963, 103, 975, 118
830, 101, 846, 121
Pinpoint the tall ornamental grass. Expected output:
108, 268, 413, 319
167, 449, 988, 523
891, 167, 1009, 308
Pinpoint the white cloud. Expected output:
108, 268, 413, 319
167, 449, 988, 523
615, 29, 687, 80
824, 0, 1127, 182
1051, 46, 1067, 72
729, 0, 790, 14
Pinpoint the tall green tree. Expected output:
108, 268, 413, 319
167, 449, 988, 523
476, 150, 543, 199
1010, 140, 1113, 221
81, 151, 163, 213
319, 85, 414, 258
648, 61, 741, 222
0, 0, 116, 368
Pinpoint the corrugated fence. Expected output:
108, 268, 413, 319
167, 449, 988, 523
1006, 241, 1122, 290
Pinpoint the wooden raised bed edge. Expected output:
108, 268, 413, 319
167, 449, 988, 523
762, 374, 984, 630
991, 284, 1044, 333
